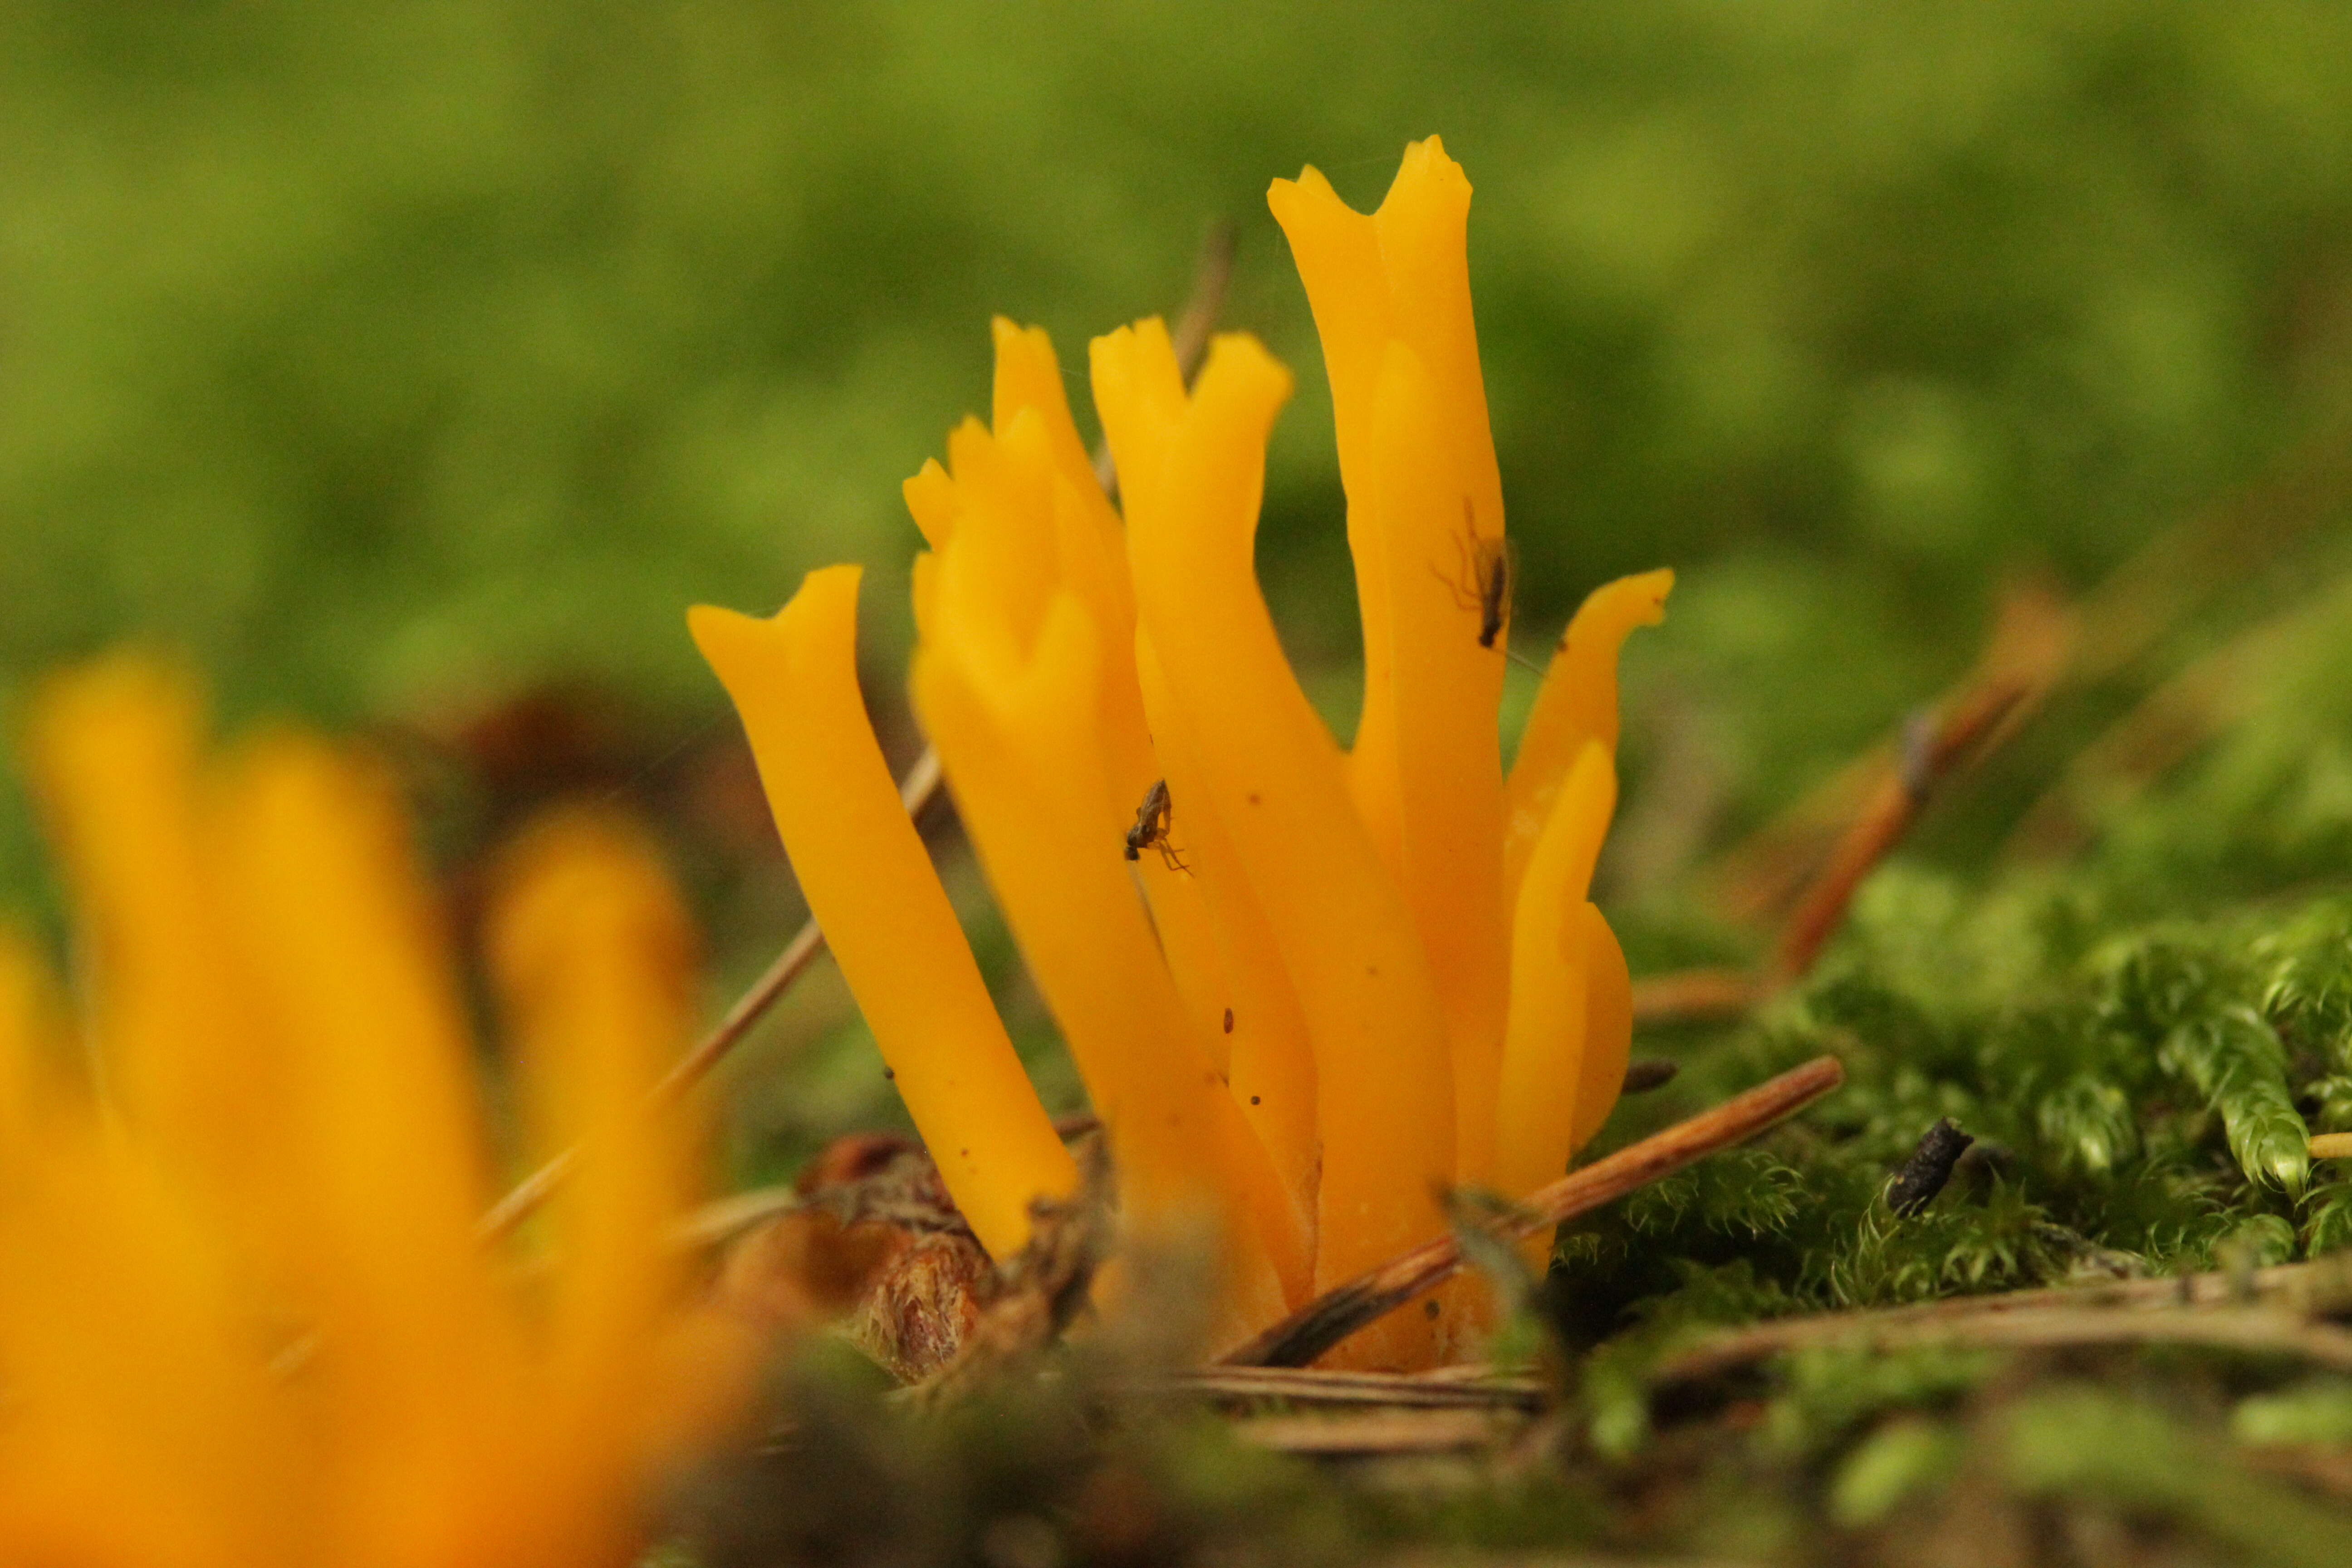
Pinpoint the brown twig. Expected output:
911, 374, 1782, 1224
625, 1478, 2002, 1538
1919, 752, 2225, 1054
1229, 1407, 1517, 1454
2065, 424, 2352, 688
662, 736, 937, 1102
1674, 427, 2352, 971
668, 1184, 806, 1250
1882, 1251, 2352, 1320
474, 753, 943, 1243
651, 745, 942, 1108
1703, 578, 2074, 932
1166, 1365, 1545, 1411
2008, 576, 2352, 862
1771, 681, 2027, 982
1219, 1056, 1846, 1368
1629, 967, 1759, 1025
1627, 583, 2069, 1027
656, 909, 838, 1106
1655, 1302, 2352, 1387
477, 223, 1239, 1245
1645, 1250, 2352, 1392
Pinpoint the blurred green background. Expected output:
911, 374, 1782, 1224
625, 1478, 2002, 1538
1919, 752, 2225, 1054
10, 0, 2352, 1173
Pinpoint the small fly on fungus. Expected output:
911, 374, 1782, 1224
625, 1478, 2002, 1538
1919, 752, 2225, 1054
1433, 498, 1512, 650
1124, 778, 1186, 871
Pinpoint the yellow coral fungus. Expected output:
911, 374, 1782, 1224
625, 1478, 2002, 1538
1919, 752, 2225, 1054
0, 655, 748, 1567
696, 137, 1668, 1368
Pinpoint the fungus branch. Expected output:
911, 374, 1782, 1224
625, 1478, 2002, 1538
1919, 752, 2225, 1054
480, 222, 1239, 1242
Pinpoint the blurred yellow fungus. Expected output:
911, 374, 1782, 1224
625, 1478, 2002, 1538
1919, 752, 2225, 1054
0, 653, 751, 1566
695, 137, 1667, 1368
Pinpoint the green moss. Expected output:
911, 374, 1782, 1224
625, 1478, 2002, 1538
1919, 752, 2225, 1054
2005, 1387, 2352, 1568
1827, 1417, 1964, 1527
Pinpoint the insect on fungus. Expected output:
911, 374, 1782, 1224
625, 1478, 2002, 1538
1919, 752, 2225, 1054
1123, 777, 1186, 871
1434, 497, 1512, 650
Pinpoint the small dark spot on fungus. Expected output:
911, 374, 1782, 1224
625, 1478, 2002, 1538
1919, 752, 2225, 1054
1423, 1299, 1441, 1320
1250, 1096, 1260, 1106
1223, 1007, 1235, 1033
882, 1067, 896, 1080
1246, 791, 1261, 804
959, 1147, 971, 1158
1366, 965, 1379, 977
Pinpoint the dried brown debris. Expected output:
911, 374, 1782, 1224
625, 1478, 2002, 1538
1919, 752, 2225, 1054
914, 1140, 1117, 1404
711, 1129, 995, 1384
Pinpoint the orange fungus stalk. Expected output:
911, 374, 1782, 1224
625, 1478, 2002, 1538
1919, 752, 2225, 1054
694, 137, 1669, 1368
